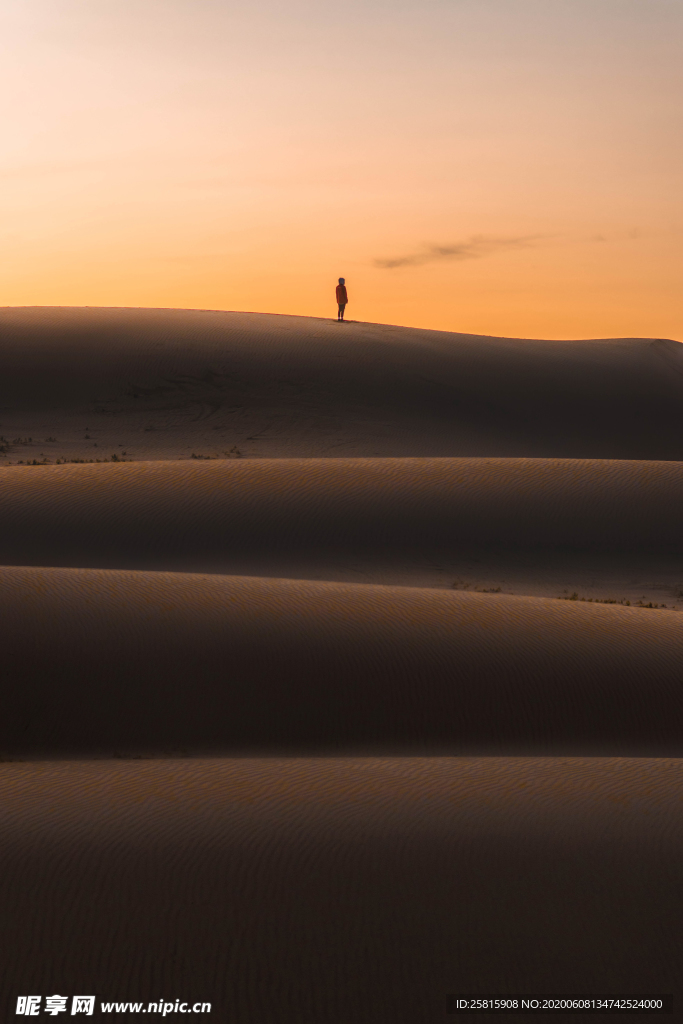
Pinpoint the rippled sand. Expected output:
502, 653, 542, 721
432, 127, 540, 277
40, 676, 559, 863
2, 759, 681, 1021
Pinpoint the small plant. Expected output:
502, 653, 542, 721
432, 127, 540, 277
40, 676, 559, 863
52, 456, 130, 465
45, 437, 57, 442
558, 592, 672, 610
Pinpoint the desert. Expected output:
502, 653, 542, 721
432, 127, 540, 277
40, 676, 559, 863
1, 306, 682, 1017
5, 0, 683, 1013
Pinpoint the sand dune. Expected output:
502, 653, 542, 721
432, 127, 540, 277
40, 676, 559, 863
2, 306, 683, 460
2, 307, 683, 1013
3, 565, 683, 757
1, 758, 681, 1021
2, 455, 683, 565
4, 455, 683, 604
3, 312, 683, 748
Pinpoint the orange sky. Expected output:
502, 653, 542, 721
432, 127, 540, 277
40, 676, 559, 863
1, 0, 681, 339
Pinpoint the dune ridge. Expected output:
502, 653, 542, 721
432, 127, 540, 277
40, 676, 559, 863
3, 565, 683, 758
2, 306, 683, 460
2, 457, 683, 572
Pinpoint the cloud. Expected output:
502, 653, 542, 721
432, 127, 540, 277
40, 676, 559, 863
373, 234, 543, 269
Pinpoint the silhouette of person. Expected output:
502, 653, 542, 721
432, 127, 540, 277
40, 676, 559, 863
336, 278, 348, 321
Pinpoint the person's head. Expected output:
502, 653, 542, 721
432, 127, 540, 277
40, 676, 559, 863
338, 277, 345, 284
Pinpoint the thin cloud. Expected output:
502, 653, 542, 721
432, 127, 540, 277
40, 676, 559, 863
373, 234, 543, 269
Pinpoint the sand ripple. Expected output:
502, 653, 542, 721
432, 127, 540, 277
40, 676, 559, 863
0, 758, 680, 1019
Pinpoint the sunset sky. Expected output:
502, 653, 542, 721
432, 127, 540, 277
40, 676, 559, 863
1, 0, 681, 339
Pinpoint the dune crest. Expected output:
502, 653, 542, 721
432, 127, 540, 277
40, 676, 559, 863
1, 306, 682, 461
2, 565, 683, 758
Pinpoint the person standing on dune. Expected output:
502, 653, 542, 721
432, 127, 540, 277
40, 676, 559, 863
336, 278, 348, 321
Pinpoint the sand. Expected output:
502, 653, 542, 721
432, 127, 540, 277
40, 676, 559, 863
2, 306, 683, 462
1, 307, 682, 1018
1, 759, 681, 1022
2, 565, 683, 758
2, 456, 683, 605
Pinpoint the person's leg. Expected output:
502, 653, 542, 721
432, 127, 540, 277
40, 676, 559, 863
339, 304, 346, 321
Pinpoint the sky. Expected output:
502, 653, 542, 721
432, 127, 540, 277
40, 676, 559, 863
1, 0, 681, 339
